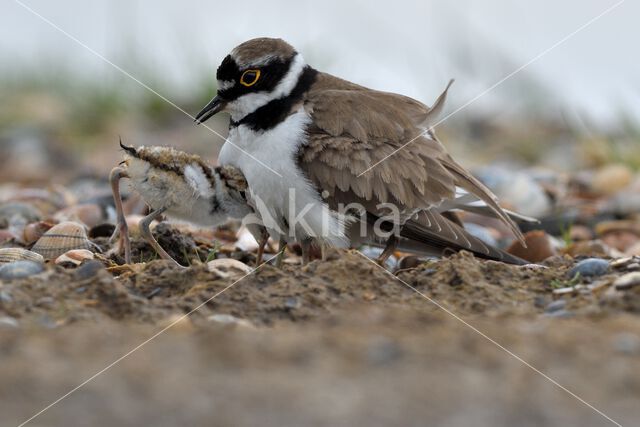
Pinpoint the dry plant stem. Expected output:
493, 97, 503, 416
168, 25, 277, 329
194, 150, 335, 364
139, 207, 184, 268
275, 237, 287, 268
377, 234, 398, 266
109, 166, 131, 264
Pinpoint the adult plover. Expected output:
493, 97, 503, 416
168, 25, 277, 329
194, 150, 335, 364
195, 38, 529, 265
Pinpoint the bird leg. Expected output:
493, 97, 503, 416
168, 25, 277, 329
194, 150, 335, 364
376, 234, 398, 266
255, 232, 268, 267
139, 206, 184, 268
301, 238, 312, 265
109, 166, 131, 264
275, 236, 287, 268
321, 242, 328, 261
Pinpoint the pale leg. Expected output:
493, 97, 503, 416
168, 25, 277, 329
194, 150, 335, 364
139, 207, 184, 268
301, 238, 312, 265
109, 166, 131, 264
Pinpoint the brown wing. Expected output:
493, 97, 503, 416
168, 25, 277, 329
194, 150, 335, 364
299, 72, 525, 244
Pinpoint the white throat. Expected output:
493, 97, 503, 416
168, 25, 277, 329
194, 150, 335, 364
226, 53, 306, 122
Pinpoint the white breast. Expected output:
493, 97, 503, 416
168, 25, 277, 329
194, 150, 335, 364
219, 110, 348, 246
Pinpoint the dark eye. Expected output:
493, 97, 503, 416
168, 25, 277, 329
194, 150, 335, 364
240, 69, 260, 87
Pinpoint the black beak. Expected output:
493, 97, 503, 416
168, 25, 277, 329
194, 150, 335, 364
194, 95, 225, 124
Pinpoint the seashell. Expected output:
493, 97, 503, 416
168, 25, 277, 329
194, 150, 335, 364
54, 203, 106, 228
22, 221, 54, 245
0, 260, 45, 281
54, 249, 95, 267
0, 248, 44, 264
32, 221, 93, 260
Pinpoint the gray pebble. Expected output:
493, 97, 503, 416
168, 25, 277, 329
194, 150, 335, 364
284, 297, 301, 309
545, 299, 566, 313
0, 260, 45, 281
74, 260, 105, 280
0, 290, 13, 303
544, 309, 573, 318
568, 258, 609, 278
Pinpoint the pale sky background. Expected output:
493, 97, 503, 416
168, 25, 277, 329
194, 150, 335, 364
1, 0, 638, 129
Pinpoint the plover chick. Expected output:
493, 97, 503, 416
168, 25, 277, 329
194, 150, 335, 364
110, 141, 268, 268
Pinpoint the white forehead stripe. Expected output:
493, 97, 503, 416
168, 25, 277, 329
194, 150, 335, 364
227, 53, 306, 121
218, 80, 234, 91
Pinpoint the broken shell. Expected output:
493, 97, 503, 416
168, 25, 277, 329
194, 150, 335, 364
0, 248, 44, 264
54, 249, 95, 267
32, 221, 93, 260
22, 221, 54, 245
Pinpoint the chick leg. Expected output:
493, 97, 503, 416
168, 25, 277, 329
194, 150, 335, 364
376, 234, 398, 266
139, 207, 183, 268
109, 166, 131, 264
275, 236, 287, 268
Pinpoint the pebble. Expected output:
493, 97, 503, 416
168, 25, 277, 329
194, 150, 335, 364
208, 313, 254, 328
0, 260, 45, 281
613, 272, 640, 290
207, 258, 253, 278
545, 299, 566, 313
507, 230, 557, 263
0, 316, 19, 329
568, 258, 609, 278
591, 164, 633, 195
74, 260, 105, 280
284, 297, 301, 309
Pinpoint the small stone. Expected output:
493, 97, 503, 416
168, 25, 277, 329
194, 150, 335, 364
0, 260, 45, 281
568, 258, 609, 278
613, 272, 640, 290
208, 314, 254, 328
565, 240, 613, 258
284, 297, 300, 309
507, 230, 556, 263
0, 316, 19, 328
591, 164, 633, 195
207, 258, 252, 278
74, 260, 105, 280
545, 299, 566, 313
544, 309, 573, 318
0, 290, 13, 303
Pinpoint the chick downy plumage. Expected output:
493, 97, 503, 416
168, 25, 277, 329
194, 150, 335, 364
110, 141, 267, 267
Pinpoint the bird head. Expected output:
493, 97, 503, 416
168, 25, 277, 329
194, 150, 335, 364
195, 37, 305, 124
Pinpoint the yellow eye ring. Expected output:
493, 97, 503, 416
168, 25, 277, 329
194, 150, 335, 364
240, 69, 261, 87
